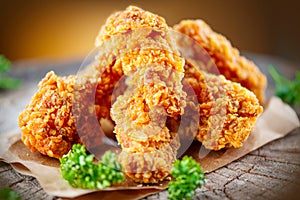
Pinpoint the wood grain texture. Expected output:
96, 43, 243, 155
0, 54, 299, 200
144, 128, 300, 200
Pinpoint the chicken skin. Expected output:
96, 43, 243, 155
174, 20, 267, 103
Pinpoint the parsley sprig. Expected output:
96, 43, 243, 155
0, 187, 21, 200
0, 55, 21, 89
269, 65, 300, 105
168, 156, 205, 200
61, 144, 205, 199
60, 144, 124, 189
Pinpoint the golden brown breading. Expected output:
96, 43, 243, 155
111, 86, 181, 183
183, 64, 263, 150
101, 6, 186, 183
18, 71, 79, 158
174, 20, 267, 103
18, 70, 115, 158
91, 5, 181, 120
119, 49, 186, 116
95, 6, 169, 46
111, 61, 185, 183
118, 138, 179, 183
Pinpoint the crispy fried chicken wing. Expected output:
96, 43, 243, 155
183, 64, 263, 150
18, 71, 79, 158
18, 70, 115, 158
174, 20, 267, 103
98, 6, 186, 183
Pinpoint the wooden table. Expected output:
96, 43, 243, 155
0, 53, 299, 200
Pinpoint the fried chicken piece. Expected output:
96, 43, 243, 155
111, 62, 184, 183
111, 88, 180, 183
18, 71, 79, 158
174, 20, 267, 103
90, 5, 178, 126
79, 5, 169, 128
18, 70, 115, 158
183, 64, 263, 150
99, 6, 186, 183
111, 53, 185, 183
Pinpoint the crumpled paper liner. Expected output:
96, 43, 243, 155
0, 97, 299, 199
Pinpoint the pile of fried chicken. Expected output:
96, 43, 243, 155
18, 6, 266, 183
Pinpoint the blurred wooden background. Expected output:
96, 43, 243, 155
0, 0, 299, 66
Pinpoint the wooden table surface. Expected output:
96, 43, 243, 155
0, 53, 299, 200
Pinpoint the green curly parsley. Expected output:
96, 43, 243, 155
168, 156, 205, 200
269, 65, 300, 105
0, 55, 21, 89
59, 144, 124, 189
0, 187, 21, 200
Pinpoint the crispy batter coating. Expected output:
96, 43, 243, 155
111, 86, 181, 183
111, 62, 185, 183
118, 138, 179, 183
120, 49, 185, 116
18, 71, 79, 158
174, 20, 267, 103
18, 70, 115, 158
92, 4, 181, 121
102, 6, 186, 183
95, 6, 168, 45
183, 64, 263, 150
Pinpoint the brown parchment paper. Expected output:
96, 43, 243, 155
0, 96, 299, 199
